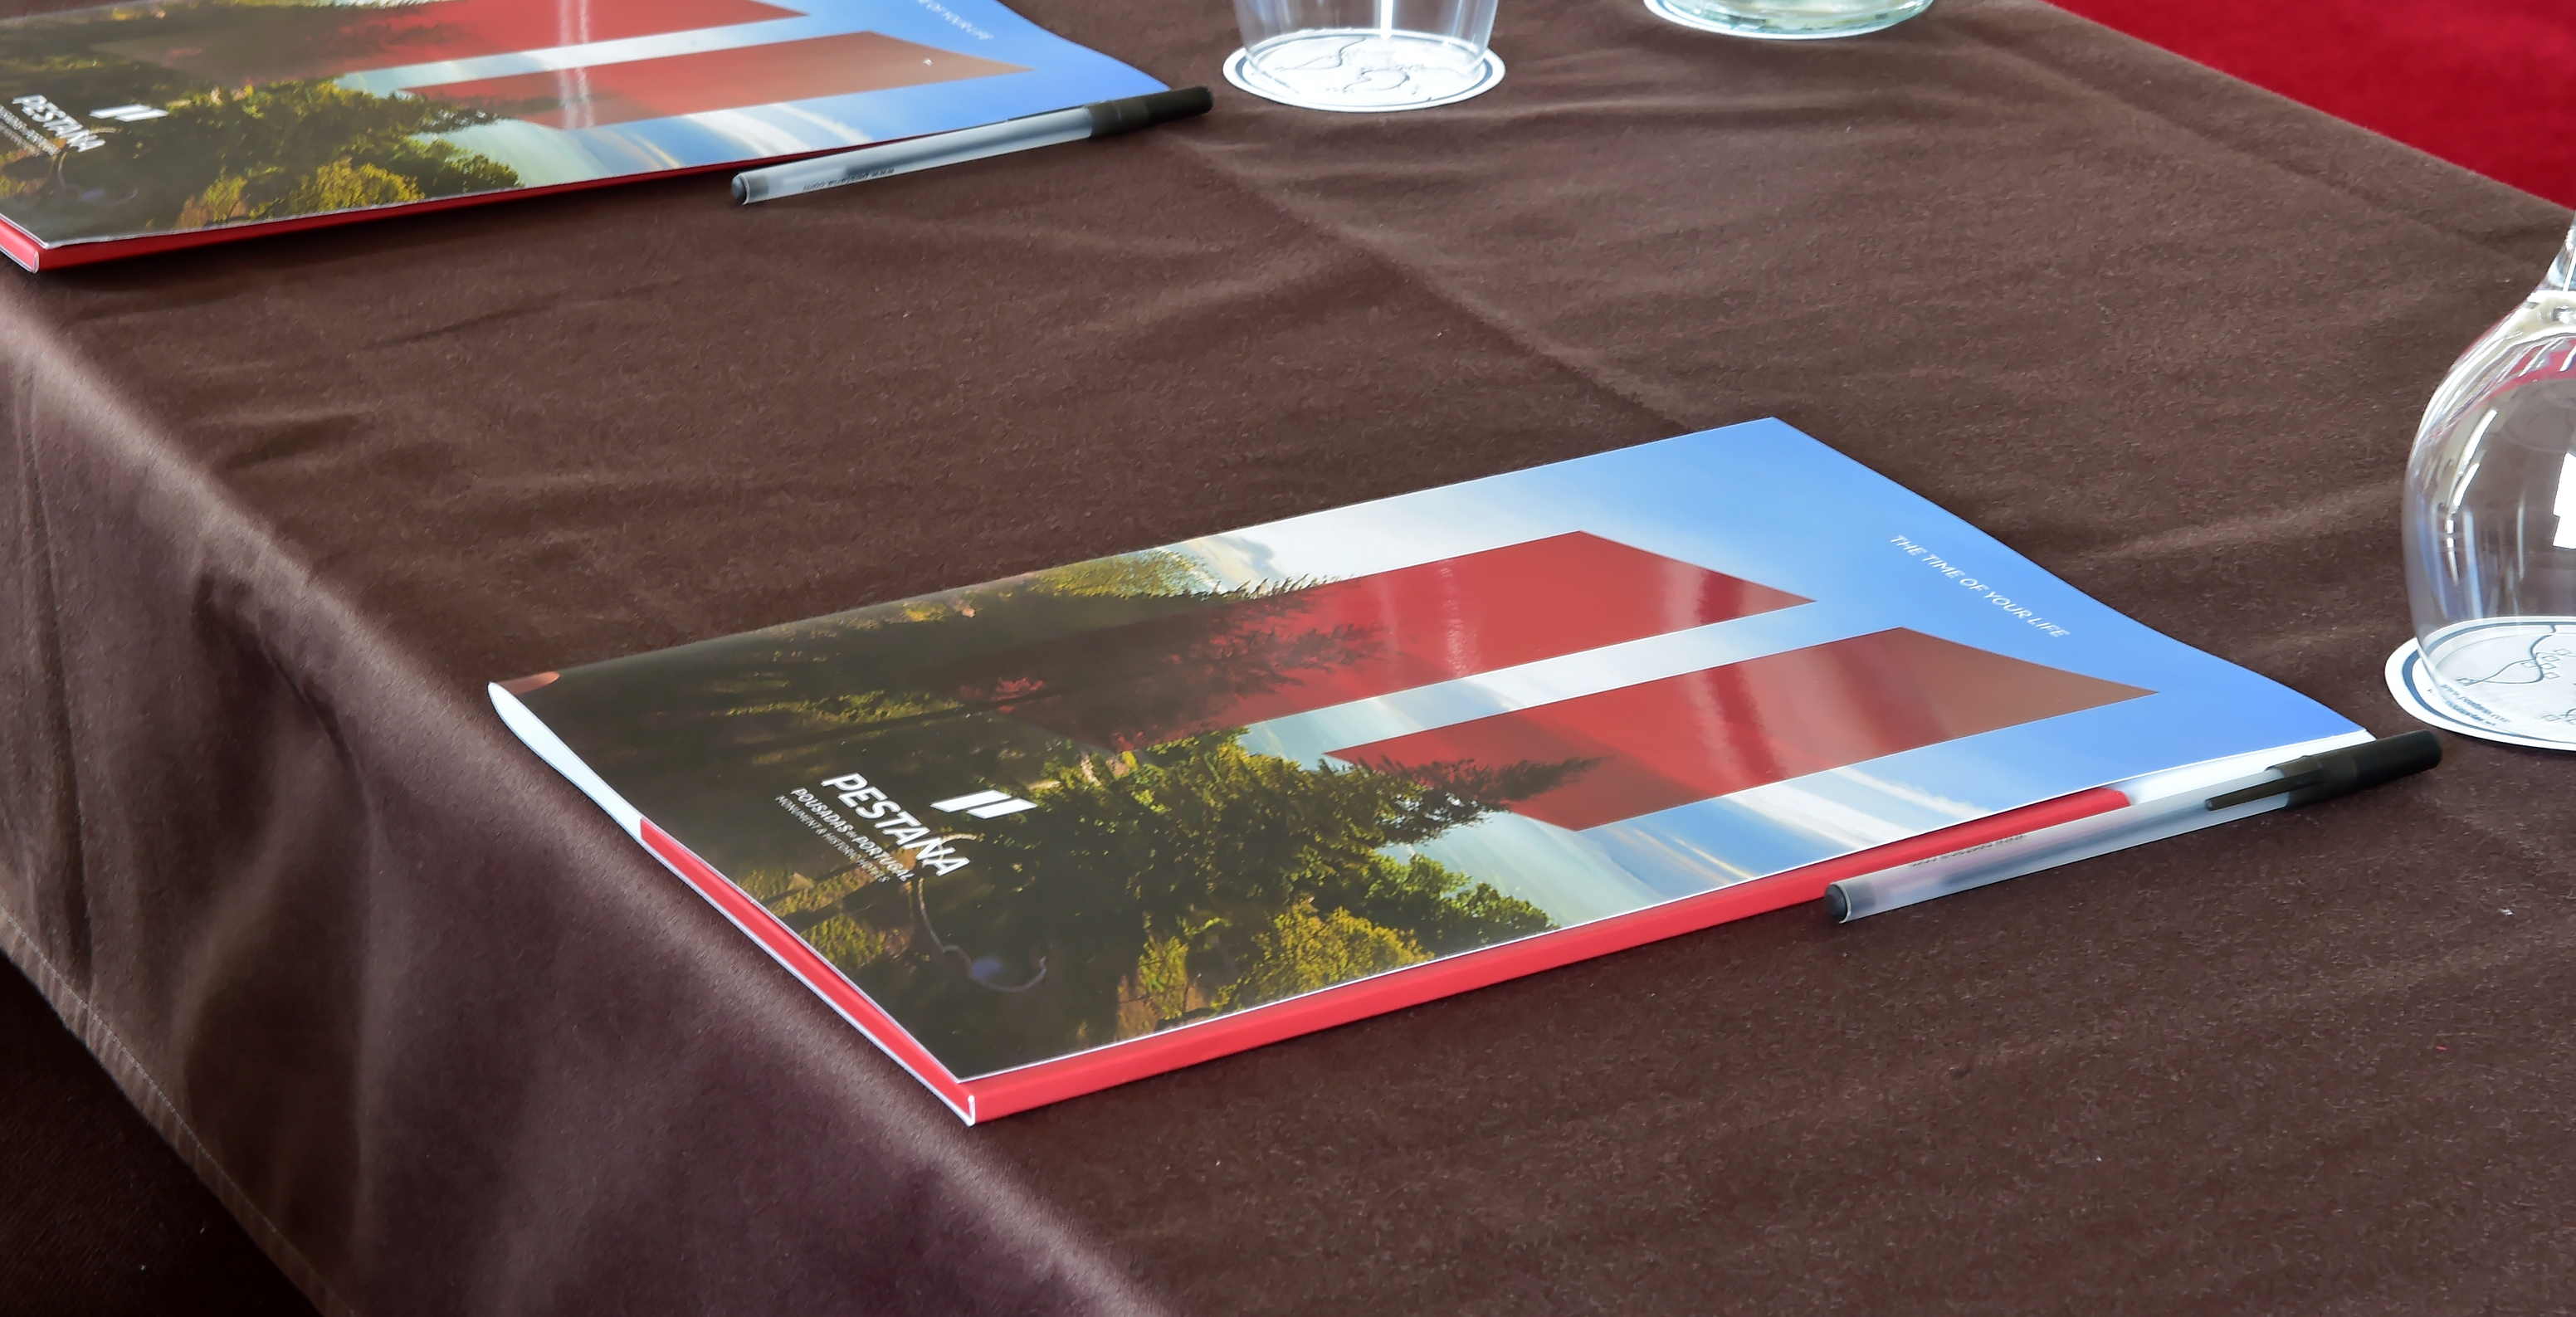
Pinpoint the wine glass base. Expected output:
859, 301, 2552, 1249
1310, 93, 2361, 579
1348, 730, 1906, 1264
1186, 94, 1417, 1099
1223, 35, 1505, 113
1642, 0, 1931, 39
2386, 623, 2576, 751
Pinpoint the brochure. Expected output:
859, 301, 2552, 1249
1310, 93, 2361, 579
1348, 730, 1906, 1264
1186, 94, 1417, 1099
0, 0, 1163, 269
493, 420, 2369, 1122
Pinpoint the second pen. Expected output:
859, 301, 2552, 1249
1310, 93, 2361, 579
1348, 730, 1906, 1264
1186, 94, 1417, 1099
733, 85, 1213, 204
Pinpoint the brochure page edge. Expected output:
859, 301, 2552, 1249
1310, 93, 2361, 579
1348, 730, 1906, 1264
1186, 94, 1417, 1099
490, 684, 981, 1123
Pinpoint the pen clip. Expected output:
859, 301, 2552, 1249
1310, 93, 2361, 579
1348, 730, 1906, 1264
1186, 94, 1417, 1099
2202, 730, 2442, 812
2203, 767, 2325, 811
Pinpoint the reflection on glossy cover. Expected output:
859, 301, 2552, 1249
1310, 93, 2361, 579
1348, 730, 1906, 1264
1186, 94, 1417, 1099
0, 0, 1159, 264
494, 420, 2364, 1120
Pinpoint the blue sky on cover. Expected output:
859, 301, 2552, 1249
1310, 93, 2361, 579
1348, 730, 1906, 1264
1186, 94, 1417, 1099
331, 0, 1163, 185
1185, 420, 2365, 925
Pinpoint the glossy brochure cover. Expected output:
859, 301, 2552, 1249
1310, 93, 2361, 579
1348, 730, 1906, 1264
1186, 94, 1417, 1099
492, 419, 2365, 1122
0, 0, 1161, 268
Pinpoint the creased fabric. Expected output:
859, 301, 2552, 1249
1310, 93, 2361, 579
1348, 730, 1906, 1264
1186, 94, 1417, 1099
2, 0, 2573, 1312
0, 214, 1174, 1317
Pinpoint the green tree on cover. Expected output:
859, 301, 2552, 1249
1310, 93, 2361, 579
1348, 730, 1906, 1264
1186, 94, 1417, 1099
1318, 852, 1556, 958
511, 546, 1577, 1076
1222, 900, 1426, 1010
1, 76, 519, 240
1123, 852, 1554, 1024
803, 915, 890, 974
853, 730, 1567, 1073
731, 867, 799, 902
533, 550, 1353, 754
0, 0, 539, 239
1127, 932, 1195, 1027
524, 547, 1387, 874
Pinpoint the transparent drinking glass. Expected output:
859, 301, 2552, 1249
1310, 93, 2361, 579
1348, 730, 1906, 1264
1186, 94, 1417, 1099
1644, 0, 1934, 40
1226, 0, 1505, 112
2393, 219, 2576, 749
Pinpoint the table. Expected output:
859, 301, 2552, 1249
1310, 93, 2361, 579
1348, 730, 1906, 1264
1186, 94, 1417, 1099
3, 0, 2569, 1311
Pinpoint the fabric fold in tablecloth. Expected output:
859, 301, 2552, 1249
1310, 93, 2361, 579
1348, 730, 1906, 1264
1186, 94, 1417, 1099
0, 292, 1171, 1315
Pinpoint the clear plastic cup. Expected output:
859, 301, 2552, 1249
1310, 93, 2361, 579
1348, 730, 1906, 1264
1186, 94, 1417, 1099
1644, 0, 1934, 40
1225, 0, 1505, 113
2391, 220, 2576, 749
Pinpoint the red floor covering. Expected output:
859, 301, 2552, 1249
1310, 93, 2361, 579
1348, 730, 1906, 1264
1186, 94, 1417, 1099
2052, 0, 2576, 207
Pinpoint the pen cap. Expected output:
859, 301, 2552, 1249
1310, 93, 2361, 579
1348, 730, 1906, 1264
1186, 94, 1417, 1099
2267, 731, 2442, 808
1087, 86, 1212, 138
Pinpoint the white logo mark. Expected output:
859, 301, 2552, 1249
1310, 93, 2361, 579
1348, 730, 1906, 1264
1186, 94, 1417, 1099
929, 789, 1038, 819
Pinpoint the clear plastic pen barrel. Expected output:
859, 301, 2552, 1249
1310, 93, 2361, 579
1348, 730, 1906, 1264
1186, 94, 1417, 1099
1824, 777, 2295, 922
733, 110, 1094, 204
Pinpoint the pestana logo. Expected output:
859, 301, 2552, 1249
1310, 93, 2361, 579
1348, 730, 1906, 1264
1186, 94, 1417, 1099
817, 773, 973, 876
10, 96, 102, 151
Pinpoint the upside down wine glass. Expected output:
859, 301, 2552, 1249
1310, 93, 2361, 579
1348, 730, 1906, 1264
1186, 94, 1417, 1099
2393, 218, 2576, 749
1227, 0, 1505, 112
1643, 0, 1934, 39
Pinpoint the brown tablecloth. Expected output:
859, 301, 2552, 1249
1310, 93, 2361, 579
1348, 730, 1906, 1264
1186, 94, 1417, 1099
4, 0, 2569, 1312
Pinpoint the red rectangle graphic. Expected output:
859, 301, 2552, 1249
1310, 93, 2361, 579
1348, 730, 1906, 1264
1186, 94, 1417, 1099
100, 0, 807, 87
981, 533, 1809, 750
1330, 628, 2151, 830
404, 32, 1029, 129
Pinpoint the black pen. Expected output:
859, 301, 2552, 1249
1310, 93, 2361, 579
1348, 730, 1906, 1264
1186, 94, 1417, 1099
733, 85, 1212, 204
1825, 731, 2442, 922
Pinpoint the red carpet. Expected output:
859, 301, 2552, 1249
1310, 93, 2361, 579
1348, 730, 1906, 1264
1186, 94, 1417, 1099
2052, 0, 2576, 207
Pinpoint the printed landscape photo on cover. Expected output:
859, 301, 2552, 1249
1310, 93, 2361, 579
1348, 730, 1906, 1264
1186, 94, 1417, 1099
0, 0, 1159, 251
502, 421, 2360, 1085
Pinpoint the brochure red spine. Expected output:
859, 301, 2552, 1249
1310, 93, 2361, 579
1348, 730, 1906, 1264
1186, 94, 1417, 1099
643, 788, 2126, 1124
0, 153, 851, 272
